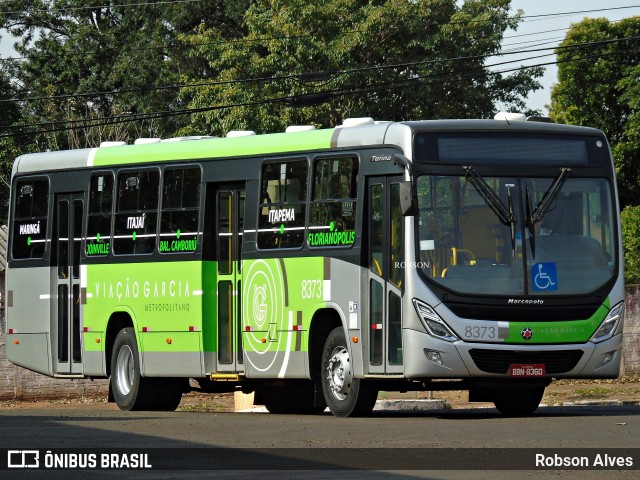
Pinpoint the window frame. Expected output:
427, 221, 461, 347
11, 176, 50, 261
308, 155, 359, 250
85, 171, 115, 258
158, 165, 202, 255
256, 157, 309, 251
113, 167, 161, 256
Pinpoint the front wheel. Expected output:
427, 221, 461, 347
321, 327, 378, 417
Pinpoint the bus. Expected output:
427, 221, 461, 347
4, 114, 624, 416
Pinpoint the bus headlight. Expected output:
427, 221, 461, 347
413, 299, 459, 342
591, 302, 624, 343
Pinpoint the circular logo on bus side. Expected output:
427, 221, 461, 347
521, 327, 533, 340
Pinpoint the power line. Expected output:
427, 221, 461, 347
1, 34, 637, 106
1, 5, 638, 63
518, 5, 640, 20
1, 47, 634, 139
504, 27, 571, 40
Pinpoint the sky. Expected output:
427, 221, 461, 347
501, 0, 640, 113
1, 1, 640, 115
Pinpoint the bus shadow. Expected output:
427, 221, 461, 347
0, 412, 437, 479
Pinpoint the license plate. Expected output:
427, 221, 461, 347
508, 364, 546, 377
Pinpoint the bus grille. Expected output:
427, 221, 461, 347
468, 349, 584, 375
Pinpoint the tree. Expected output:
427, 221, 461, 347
177, 0, 543, 136
0, 0, 250, 150
0, 62, 26, 224
621, 205, 640, 285
549, 16, 640, 208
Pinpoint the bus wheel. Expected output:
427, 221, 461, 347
110, 328, 155, 411
321, 327, 378, 417
493, 386, 545, 416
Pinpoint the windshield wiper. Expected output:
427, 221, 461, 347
530, 168, 571, 224
526, 167, 571, 258
463, 166, 517, 259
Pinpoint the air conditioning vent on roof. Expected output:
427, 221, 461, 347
99, 141, 127, 147
341, 117, 374, 127
227, 130, 256, 138
526, 116, 555, 123
494, 112, 526, 122
134, 138, 161, 145
161, 136, 215, 142
285, 125, 316, 133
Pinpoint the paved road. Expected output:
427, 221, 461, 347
1, 404, 639, 479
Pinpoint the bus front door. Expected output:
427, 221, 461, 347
367, 176, 404, 375
215, 185, 246, 373
53, 192, 84, 375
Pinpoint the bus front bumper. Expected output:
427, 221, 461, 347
403, 328, 622, 379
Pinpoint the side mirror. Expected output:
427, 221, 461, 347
399, 181, 417, 216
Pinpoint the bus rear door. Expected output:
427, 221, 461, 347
52, 192, 84, 375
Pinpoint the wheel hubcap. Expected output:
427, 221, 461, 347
115, 345, 134, 396
327, 346, 352, 400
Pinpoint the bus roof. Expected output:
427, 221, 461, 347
12, 119, 605, 175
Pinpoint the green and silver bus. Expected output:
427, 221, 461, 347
5, 115, 624, 416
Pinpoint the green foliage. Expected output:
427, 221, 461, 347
621, 205, 640, 285
0, 0, 251, 149
549, 17, 640, 208
178, 0, 543, 135
0, 0, 544, 224
0, 0, 249, 222
0, 63, 28, 224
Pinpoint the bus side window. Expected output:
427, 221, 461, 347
257, 159, 308, 249
113, 169, 159, 255
159, 167, 201, 254
308, 156, 358, 248
86, 173, 114, 257
12, 178, 49, 260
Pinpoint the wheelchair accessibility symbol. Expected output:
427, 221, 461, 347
532, 263, 558, 291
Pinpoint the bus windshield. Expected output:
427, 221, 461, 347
415, 174, 616, 296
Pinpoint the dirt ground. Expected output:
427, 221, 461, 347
427, 377, 640, 409
1, 377, 639, 412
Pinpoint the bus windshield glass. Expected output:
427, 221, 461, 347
415, 174, 615, 296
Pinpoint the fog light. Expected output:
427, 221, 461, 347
602, 351, 615, 366
424, 349, 443, 365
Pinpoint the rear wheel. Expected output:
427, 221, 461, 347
321, 327, 378, 417
493, 386, 545, 416
110, 328, 183, 411
110, 328, 154, 411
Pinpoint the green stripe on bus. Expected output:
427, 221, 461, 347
92, 129, 336, 166
83, 260, 207, 354
82, 257, 328, 354
504, 298, 610, 344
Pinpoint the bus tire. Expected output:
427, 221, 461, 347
493, 386, 545, 416
110, 328, 155, 411
321, 327, 378, 417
